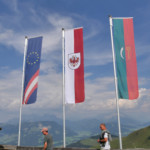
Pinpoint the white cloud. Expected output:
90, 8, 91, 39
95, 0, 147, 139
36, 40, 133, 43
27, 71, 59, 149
47, 14, 74, 29
0, 14, 69, 55
138, 77, 150, 87
0, 1, 149, 123
0, 8, 105, 56
0, 69, 22, 111
0, 63, 150, 122
0, 5, 112, 68
65, 77, 150, 120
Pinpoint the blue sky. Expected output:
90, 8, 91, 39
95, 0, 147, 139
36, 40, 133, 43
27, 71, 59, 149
0, 0, 150, 124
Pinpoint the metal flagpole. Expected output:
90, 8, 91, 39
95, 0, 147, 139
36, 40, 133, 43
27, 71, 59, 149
109, 16, 123, 150
18, 36, 28, 146
62, 28, 66, 148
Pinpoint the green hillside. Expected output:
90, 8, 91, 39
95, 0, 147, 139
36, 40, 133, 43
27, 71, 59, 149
67, 126, 150, 149
67, 135, 117, 148
121, 125, 150, 149
67, 135, 99, 148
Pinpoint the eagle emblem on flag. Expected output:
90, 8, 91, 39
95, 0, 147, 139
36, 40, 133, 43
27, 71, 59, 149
68, 53, 81, 70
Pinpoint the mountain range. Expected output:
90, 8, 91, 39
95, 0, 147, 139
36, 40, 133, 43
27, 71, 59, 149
67, 125, 150, 149
0, 121, 76, 146
0, 115, 149, 147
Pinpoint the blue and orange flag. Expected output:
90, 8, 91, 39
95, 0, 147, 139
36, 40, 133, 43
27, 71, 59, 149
22, 36, 43, 104
112, 18, 139, 100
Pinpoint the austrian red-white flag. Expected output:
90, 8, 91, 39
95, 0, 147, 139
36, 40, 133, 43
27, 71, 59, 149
64, 27, 85, 104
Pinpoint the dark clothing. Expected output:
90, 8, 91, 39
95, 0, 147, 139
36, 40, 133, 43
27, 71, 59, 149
99, 130, 111, 149
99, 130, 107, 147
44, 134, 53, 150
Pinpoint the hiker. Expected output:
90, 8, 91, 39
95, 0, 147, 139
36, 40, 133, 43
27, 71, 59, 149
97, 123, 111, 150
41, 127, 53, 150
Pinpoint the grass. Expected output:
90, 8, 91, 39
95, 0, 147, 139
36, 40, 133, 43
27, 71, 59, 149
68, 126, 150, 149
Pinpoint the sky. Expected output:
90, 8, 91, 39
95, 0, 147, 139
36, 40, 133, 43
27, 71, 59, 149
0, 0, 150, 124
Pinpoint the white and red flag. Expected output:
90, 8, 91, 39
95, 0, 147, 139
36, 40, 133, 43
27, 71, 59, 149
64, 28, 85, 104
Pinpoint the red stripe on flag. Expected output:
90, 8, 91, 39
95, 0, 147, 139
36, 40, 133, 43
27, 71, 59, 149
25, 83, 38, 104
24, 70, 39, 94
123, 19, 139, 99
74, 28, 85, 103
22, 69, 39, 104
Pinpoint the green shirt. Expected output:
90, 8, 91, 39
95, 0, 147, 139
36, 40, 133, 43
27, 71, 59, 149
44, 134, 53, 150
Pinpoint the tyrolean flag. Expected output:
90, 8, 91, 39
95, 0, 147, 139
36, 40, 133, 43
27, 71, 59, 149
64, 28, 85, 104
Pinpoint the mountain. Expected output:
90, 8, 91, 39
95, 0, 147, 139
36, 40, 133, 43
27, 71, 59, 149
5, 114, 62, 125
5, 112, 144, 137
142, 121, 150, 128
120, 125, 150, 149
0, 116, 147, 147
66, 115, 142, 137
0, 121, 77, 146
67, 134, 117, 148
67, 125, 150, 149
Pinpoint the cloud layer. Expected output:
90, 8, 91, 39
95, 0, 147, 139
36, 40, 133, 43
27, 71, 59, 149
0, 0, 150, 123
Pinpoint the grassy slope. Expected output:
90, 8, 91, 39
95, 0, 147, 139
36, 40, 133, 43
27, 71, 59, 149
68, 126, 150, 149
122, 126, 150, 149
67, 136, 98, 148
110, 126, 150, 149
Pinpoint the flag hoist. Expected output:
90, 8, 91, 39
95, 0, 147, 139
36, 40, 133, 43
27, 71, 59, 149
18, 36, 43, 146
109, 16, 139, 150
62, 27, 85, 147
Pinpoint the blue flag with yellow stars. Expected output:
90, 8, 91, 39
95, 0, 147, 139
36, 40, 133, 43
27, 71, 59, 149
22, 36, 43, 104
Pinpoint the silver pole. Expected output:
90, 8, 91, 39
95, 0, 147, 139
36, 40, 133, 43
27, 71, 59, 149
18, 36, 28, 146
109, 16, 123, 150
62, 28, 66, 148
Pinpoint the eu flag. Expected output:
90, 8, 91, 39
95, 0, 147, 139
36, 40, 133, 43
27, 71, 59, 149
22, 36, 43, 104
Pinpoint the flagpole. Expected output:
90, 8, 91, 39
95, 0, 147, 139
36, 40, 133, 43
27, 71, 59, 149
62, 28, 66, 148
109, 16, 123, 150
18, 36, 28, 146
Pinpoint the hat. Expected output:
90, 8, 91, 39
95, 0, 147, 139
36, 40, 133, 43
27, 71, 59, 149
41, 127, 48, 132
